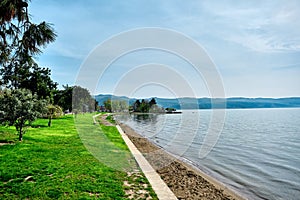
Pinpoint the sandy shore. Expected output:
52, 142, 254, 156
119, 123, 245, 200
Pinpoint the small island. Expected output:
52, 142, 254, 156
130, 98, 164, 113
101, 97, 181, 114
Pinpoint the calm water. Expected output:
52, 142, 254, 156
116, 108, 300, 200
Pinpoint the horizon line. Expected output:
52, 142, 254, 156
94, 94, 300, 99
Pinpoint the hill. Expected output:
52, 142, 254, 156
94, 94, 300, 110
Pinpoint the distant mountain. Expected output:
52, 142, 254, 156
94, 94, 300, 109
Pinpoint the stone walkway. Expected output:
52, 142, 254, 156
116, 125, 178, 200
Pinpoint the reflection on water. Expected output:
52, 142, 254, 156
133, 113, 158, 123
116, 108, 300, 200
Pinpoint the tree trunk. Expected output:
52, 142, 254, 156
48, 116, 52, 127
18, 119, 25, 141
19, 127, 23, 141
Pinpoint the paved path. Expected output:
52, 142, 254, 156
92, 113, 101, 124
116, 125, 178, 200
93, 113, 114, 126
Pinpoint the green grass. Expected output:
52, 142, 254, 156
0, 126, 18, 144
75, 114, 136, 172
0, 114, 157, 199
105, 115, 116, 124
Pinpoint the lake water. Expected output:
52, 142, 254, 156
115, 108, 300, 200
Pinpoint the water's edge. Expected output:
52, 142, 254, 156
118, 121, 247, 200
115, 108, 300, 200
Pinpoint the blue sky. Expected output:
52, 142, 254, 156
30, 0, 300, 98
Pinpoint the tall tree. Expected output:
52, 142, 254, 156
149, 98, 157, 107
103, 99, 112, 112
53, 85, 73, 112
140, 99, 150, 113
72, 86, 95, 112
111, 100, 128, 112
133, 100, 141, 112
0, 0, 57, 95
19, 63, 57, 99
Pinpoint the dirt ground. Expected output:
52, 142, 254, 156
119, 123, 244, 200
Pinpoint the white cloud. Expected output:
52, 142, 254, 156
229, 33, 300, 53
28, 0, 300, 97
167, 0, 300, 53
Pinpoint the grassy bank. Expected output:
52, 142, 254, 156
0, 114, 157, 199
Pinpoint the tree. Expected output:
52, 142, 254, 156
72, 86, 95, 112
53, 85, 72, 112
0, 89, 47, 141
104, 99, 112, 112
47, 104, 63, 127
149, 98, 157, 107
94, 99, 99, 111
133, 100, 141, 112
20, 64, 57, 99
140, 99, 150, 113
111, 100, 128, 112
0, 0, 57, 94
131, 98, 164, 113
53, 85, 95, 113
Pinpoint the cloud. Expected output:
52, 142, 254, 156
229, 33, 300, 53
29, 0, 300, 97
205, 1, 300, 53
162, 0, 300, 53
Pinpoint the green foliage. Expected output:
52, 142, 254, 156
133, 100, 141, 112
0, 88, 48, 141
132, 98, 164, 113
72, 86, 95, 113
20, 64, 57, 99
111, 100, 128, 112
53, 85, 96, 113
0, 0, 57, 98
149, 98, 157, 107
103, 99, 129, 113
53, 85, 72, 112
140, 99, 150, 113
47, 104, 63, 119
103, 98, 112, 112
47, 104, 63, 127
105, 115, 116, 124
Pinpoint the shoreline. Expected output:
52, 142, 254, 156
119, 122, 246, 200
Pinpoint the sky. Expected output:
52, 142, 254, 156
29, 0, 300, 98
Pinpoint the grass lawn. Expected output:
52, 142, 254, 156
0, 114, 157, 199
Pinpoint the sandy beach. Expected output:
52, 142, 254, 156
119, 123, 245, 200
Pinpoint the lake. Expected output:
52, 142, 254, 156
115, 108, 300, 200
